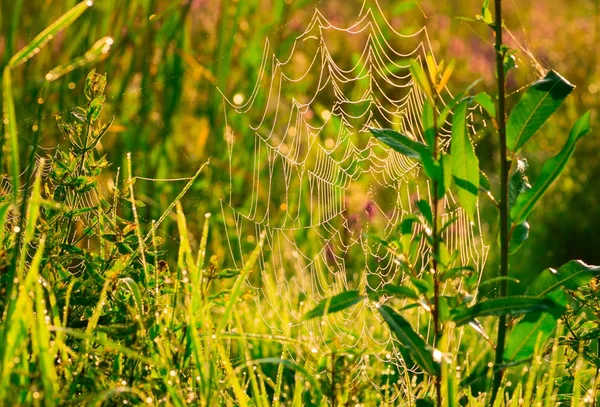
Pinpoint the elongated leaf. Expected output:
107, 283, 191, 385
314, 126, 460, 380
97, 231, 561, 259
45, 36, 113, 81
437, 79, 483, 128
31, 238, 59, 402
217, 233, 265, 331
508, 221, 530, 254
249, 358, 323, 399
511, 112, 591, 224
526, 259, 600, 297
24, 164, 43, 244
480, 0, 493, 25
8, 0, 92, 68
302, 290, 364, 320
370, 128, 446, 186
450, 296, 556, 326
423, 100, 435, 148
439, 153, 452, 198
379, 305, 439, 375
0, 203, 12, 240
380, 285, 419, 300
506, 70, 575, 152
2, 69, 20, 206
508, 159, 531, 209
478, 170, 491, 194
507, 160, 531, 253
410, 59, 433, 99
474, 92, 496, 118
370, 128, 427, 160
451, 100, 479, 219
416, 199, 433, 226
118, 277, 144, 316
504, 290, 567, 362
437, 59, 455, 92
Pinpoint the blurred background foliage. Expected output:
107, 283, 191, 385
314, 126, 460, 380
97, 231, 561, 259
0, 0, 598, 290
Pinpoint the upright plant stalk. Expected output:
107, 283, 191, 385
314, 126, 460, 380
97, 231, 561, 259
491, 0, 509, 403
425, 73, 442, 406
432, 108, 442, 407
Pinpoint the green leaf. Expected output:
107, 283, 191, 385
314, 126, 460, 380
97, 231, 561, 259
506, 70, 575, 152
480, 0, 493, 25
8, 1, 92, 68
370, 127, 440, 184
479, 170, 491, 194
439, 153, 453, 198
510, 112, 591, 224
24, 164, 44, 244
217, 234, 264, 332
302, 290, 364, 320
526, 260, 600, 297
88, 95, 105, 122
450, 296, 556, 326
507, 159, 531, 253
117, 277, 144, 316
378, 305, 439, 375
369, 128, 427, 160
410, 59, 433, 99
451, 100, 479, 219
416, 398, 435, 407
474, 92, 496, 118
380, 285, 419, 300
45, 36, 113, 81
215, 269, 242, 279
248, 358, 323, 399
504, 290, 567, 362
416, 200, 433, 226
508, 159, 531, 208
508, 221, 529, 254
411, 277, 433, 296
423, 100, 435, 148
503, 50, 518, 75
437, 79, 483, 129
2, 69, 20, 205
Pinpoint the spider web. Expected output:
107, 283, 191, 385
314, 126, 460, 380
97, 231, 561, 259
219, 0, 489, 385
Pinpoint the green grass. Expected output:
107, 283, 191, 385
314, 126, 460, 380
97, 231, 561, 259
0, 0, 599, 406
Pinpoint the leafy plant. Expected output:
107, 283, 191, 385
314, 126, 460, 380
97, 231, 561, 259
303, 2, 596, 405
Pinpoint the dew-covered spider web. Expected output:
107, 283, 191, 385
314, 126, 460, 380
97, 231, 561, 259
219, 0, 489, 388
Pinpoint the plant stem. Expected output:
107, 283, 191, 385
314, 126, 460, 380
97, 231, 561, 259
430, 90, 442, 407
331, 351, 336, 407
491, 0, 509, 404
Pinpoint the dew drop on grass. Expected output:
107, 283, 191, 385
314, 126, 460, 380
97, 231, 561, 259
86, 0, 93, 6
233, 93, 244, 105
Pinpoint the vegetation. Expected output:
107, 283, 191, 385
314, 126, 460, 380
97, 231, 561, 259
0, 0, 599, 406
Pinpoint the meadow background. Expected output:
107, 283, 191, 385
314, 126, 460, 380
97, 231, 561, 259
1, 0, 598, 282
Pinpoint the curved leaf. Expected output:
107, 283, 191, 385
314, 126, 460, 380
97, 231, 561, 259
248, 358, 323, 398
451, 100, 479, 219
508, 221, 530, 254
379, 285, 419, 300
410, 59, 433, 99
379, 305, 439, 375
302, 290, 364, 320
504, 290, 567, 362
117, 277, 144, 316
526, 259, 600, 297
369, 128, 428, 160
511, 112, 591, 225
506, 70, 575, 152
450, 296, 556, 326
474, 92, 496, 118
8, 0, 92, 68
